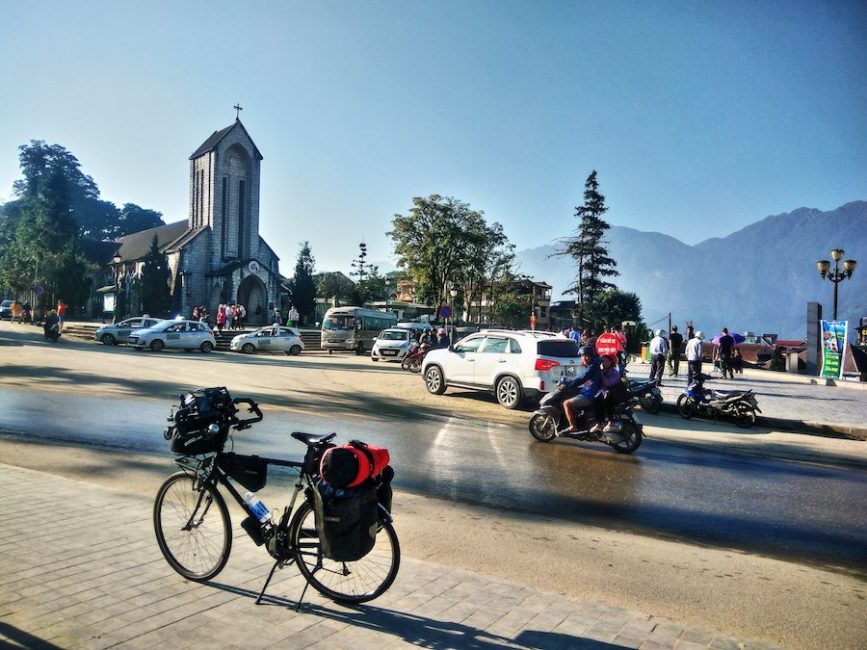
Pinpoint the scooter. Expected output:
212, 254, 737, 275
401, 341, 431, 373
626, 376, 663, 414
43, 321, 61, 342
676, 373, 760, 428
528, 382, 644, 454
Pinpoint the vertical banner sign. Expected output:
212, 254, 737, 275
820, 320, 848, 379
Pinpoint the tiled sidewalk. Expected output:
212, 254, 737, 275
0, 464, 782, 649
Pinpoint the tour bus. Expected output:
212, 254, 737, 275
321, 306, 398, 354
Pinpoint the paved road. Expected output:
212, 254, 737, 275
2, 387, 865, 573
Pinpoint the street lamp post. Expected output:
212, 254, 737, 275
816, 248, 857, 320
449, 285, 458, 343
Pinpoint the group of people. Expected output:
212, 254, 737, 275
215, 303, 247, 332
417, 327, 450, 349
648, 324, 744, 386
7, 300, 32, 324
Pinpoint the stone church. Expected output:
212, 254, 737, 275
110, 118, 281, 324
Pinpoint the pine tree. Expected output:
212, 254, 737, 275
288, 241, 316, 323
137, 235, 172, 317
559, 171, 619, 326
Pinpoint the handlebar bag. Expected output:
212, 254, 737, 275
313, 480, 378, 562
168, 387, 234, 454
320, 440, 390, 489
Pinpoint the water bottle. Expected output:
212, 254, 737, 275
243, 491, 270, 523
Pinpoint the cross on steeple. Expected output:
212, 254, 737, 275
234, 103, 243, 120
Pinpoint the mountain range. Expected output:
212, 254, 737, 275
513, 201, 867, 340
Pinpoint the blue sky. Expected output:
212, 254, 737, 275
1, 0, 865, 274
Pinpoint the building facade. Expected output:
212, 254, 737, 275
110, 119, 280, 324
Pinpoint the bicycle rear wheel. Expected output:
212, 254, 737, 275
289, 501, 399, 603
153, 472, 232, 581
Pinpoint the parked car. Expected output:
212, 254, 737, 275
94, 317, 163, 345
371, 328, 413, 362
128, 319, 216, 353
0, 300, 13, 320
421, 330, 581, 409
229, 326, 304, 355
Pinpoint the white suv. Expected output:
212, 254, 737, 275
421, 330, 581, 409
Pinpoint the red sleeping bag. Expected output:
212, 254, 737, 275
320, 440, 390, 488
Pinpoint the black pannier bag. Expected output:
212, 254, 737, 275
377, 465, 394, 515
218, 453, 267, 491
168, 387, 235, 455
313, 481, 379, 562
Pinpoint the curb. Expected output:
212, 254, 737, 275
654, 401, 867, 441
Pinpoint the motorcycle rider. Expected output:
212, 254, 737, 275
436, 328, 450, 348
560, 345, 602, 434
43, 309, 61, 342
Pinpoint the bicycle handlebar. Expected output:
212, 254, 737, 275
231, 397, 263, 430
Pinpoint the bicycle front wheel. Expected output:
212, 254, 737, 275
153, 471, 232, 581
289, 501, 400, 603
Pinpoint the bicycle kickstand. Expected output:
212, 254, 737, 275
255, 560, 280, 605
294, 579, 310, 612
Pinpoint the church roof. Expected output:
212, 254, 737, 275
114, 220, 190, 262
189, 119, 263, 161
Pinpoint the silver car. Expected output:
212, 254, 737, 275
229, 326, 305, 355
128, 319, 216, 353
371, 328, 413, 362
95, 317, 163, 345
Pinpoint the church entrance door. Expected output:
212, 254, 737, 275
237, 274, 267, 326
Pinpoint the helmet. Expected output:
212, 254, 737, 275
438, 328, 446, 335
695, 331, 705, 340
578, 345, 595, 357
656, 329, 666, 337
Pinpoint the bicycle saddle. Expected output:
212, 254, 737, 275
291, 431, 336, 445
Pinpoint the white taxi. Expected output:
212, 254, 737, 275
230, 326, 305, 355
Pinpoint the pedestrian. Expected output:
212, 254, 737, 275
732, 347, 744, 374
648, 329, 668, 386
667, 325, 684, 378
287, 305, 299, 327
56, 299, 67, 330
237, 303, 246, 329
272, 307, 282, 326
225, 304, 234, 330
686, 324, 695, 340
11, 300, 22, 324
717, 327, 735, 379
568, 324, 580, 342
216, 305, 226, 333
685, 331, 704, 385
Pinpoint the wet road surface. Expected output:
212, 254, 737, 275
1, 387, 865, 574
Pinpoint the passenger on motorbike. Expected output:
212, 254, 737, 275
560, 345, 602, 433
591, 354, 628, 433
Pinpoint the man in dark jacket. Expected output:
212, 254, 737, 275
667, 325, 684, 377
717, 327, 735, 379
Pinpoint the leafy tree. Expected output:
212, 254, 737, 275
288, 241, 316, 323
389, 194, 513, 312
316, 271, 356, 305
51, 241, 91, 314
586, 289, 643, 331
136, 235, 171, 317
490, 290, 527, 329
557, 170, 619, 326
116, 203, 164, 237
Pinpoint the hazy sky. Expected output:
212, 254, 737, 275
2, 1, 865, 275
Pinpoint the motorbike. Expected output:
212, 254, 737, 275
625, 376, 663, 414
43, 321, 61, 342
676, 373, 760, 428
528, 381, 644, 454
401, 341, 431, 373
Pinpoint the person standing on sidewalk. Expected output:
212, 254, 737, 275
686, 331, 704, 385
648, 329, 668, 385
717, 327, 735, 379
667, 325, 684, 378
56, 299, 67, 330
